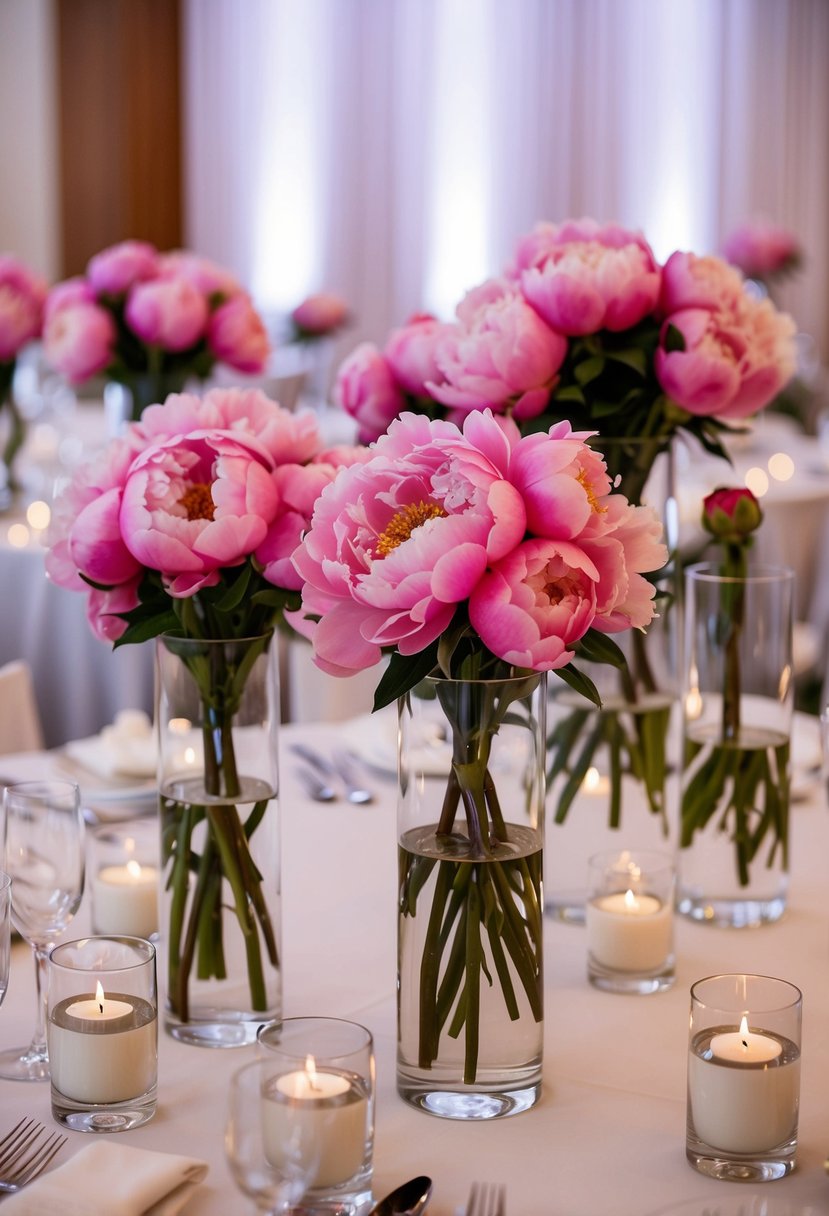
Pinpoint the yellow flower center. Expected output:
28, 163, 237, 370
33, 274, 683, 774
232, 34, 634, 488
577, 466, 607, 514
178, 483, 215, 521
375, 500, 446, 557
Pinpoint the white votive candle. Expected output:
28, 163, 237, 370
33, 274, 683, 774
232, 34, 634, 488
92, 861, 159, 939
586, 887, 673, 972
262, 1056, 368, 1188
48, 981, 157, 1104
688, 1016, 800, 1154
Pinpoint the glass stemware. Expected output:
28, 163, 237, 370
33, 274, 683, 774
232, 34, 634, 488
225, 1058, 321, 1215
0, 781, 85, 1081
0, 871, 11, 1008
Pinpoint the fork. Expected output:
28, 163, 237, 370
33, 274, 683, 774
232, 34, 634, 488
0, 1117, 67, 1192
466, 1182, 506, 1216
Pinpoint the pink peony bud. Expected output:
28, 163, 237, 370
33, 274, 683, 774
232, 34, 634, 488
125, 276, 209, 351
43, 301, 116, 383
291, 292, 349, 336
383, 315, 446, 396
207, 294, 270, 373
701, 486, 763, 543
0, 255, 47, 361
334, 343, 406, 443
722, 221, 802, 281
87, 240, 159, 296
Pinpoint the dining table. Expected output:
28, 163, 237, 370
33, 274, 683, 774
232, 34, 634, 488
1, 715, 828, 1216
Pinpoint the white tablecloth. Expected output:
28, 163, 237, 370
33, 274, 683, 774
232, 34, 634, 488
1, 726, 829, 1215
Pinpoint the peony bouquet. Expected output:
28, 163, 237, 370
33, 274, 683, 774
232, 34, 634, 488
47, 386, 366, 1019
0, 255, 47, 489
43, 241, 270, 422
333, 217, 798, 844
292, 408, 668, 1082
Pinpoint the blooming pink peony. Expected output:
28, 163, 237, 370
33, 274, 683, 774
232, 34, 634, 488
468, 539, 600, 669
334, 342, 406, 443
292, 292, 349, 336
126, 276, 209, 351
384, 315, 446, 396
427, 282, 566, 420
87, 240, 159, 296
656, 295, 797, 420
722, 221, 801, 280
0, 255, 47, 362
43, 301, 116, 383
119, 430, 279, 597
43, 277, 95, 324
158, 251, 241, 298
659, 251, 744, 314
86, 578, 142, 642
508, 422, 612, 540
518, 218, 661, 335
207, 294, 270, 373
255, 463, 339, 589
579, 496, 667, 631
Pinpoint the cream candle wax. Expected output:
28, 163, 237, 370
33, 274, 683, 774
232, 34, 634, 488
92, 861, 159, 939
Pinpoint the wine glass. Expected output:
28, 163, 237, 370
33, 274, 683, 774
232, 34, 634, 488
0, 781, 84, 1081
0, 871, 11, 1008
225, 1058, 321, 1214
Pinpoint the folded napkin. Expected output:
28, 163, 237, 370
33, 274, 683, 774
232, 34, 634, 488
3, 1142, 208, 1216
65, 709, 157, 780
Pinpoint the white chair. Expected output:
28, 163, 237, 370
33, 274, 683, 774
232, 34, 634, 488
0, 660, 45, 755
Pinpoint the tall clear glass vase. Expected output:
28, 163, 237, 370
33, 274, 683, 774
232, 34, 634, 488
156, 633, 281, 1046
397, 674, 546, 1120
546, 437, 679, 921
678, 563, 794, 927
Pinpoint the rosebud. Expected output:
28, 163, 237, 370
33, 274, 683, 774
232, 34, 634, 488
701, 486, 763, 544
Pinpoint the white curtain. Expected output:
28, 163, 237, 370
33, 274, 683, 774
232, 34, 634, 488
183, 0, 829, 360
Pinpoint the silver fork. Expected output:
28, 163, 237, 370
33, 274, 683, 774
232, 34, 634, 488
0, 1117, 67, 1192
466, 1182, 506, 1216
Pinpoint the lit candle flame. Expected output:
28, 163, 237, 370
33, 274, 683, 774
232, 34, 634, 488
95, 980, 105, 1015
184, 747, 196, 765
740, 1013, 750, 1049
304, 1054, 320, 1093
583, 766, 601, 792
126, 859, 142, 880
623, 889, 637, 911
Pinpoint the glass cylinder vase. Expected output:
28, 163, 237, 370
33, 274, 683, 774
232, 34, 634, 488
104, 369, 193, 432
156, 633, 281, 1046
397, 673, 546, 1120
678, 564, 794, 927
546, 436, 679, 922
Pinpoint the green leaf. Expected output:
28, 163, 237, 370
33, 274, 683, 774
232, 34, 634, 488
664, 323, 686, 353
373, 643, 439, 711
574, 355, 605, 387
604, 347, 647, 377
212, 563, 252, 612
574, 630, 626, 669
553, 385, 586, 406
550, 663, 602, 708
113, 609, 180, 648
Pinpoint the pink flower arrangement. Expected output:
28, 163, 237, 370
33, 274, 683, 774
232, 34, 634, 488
0, 255, 47, 364
46, 387, 366, 643
292, 410, 667, 696
43, 241, 271, 421
721, 220, 802, 283
290, 292, 350, 339
333, 216, 797, 460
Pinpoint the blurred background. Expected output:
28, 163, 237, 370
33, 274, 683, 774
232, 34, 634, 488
2, 0, 827, 362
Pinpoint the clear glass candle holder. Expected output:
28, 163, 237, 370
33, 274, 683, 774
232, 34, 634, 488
90, 822, 159, 940
256, 1017, 374, 1214
47, 936, 158, 1132
686, 973, 802, 1181
586, 849, 675, 994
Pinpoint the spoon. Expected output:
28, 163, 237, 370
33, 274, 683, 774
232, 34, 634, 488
367, 1175, 432, 1216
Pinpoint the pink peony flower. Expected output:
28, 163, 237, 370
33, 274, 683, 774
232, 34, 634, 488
722, 221, 801, 280
87, 240, 159, 296
293, 411, 527, 676
86, 577, 142, 642
256, 463, 339, 589
701, 485, 763, 542
656, 295, 797, 420
292, 292, 349, 336
508, 421, 612, 540
203, 387, 322, 464
384, 315, 446, 395
0, 255, 47, 362
158, 251, 241, 298
468, 539, 600, 670
518, 218, 661, 335
207, 294, 270, 374
334, 342, 406, 443
427, 281, 566, 419
125, 276, 209, 351
579, 496, 667, 632
119, 430, 279, 597
659, 251, 744, 314
43, 301, 116, 383
43, 277, 95, 324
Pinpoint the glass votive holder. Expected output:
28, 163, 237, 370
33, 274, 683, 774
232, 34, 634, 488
585, 849, 675, 994
686, 973, 802, 1181
90, 822, 159, 940
256, 1017, 374, 1214
47, 936, 158, 1132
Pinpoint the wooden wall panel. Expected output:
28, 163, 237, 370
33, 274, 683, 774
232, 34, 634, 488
57, 0, 182, 276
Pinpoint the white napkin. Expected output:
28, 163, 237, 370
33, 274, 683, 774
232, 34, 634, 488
3, 1142, 208, 1216
65, 709, 157, 780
